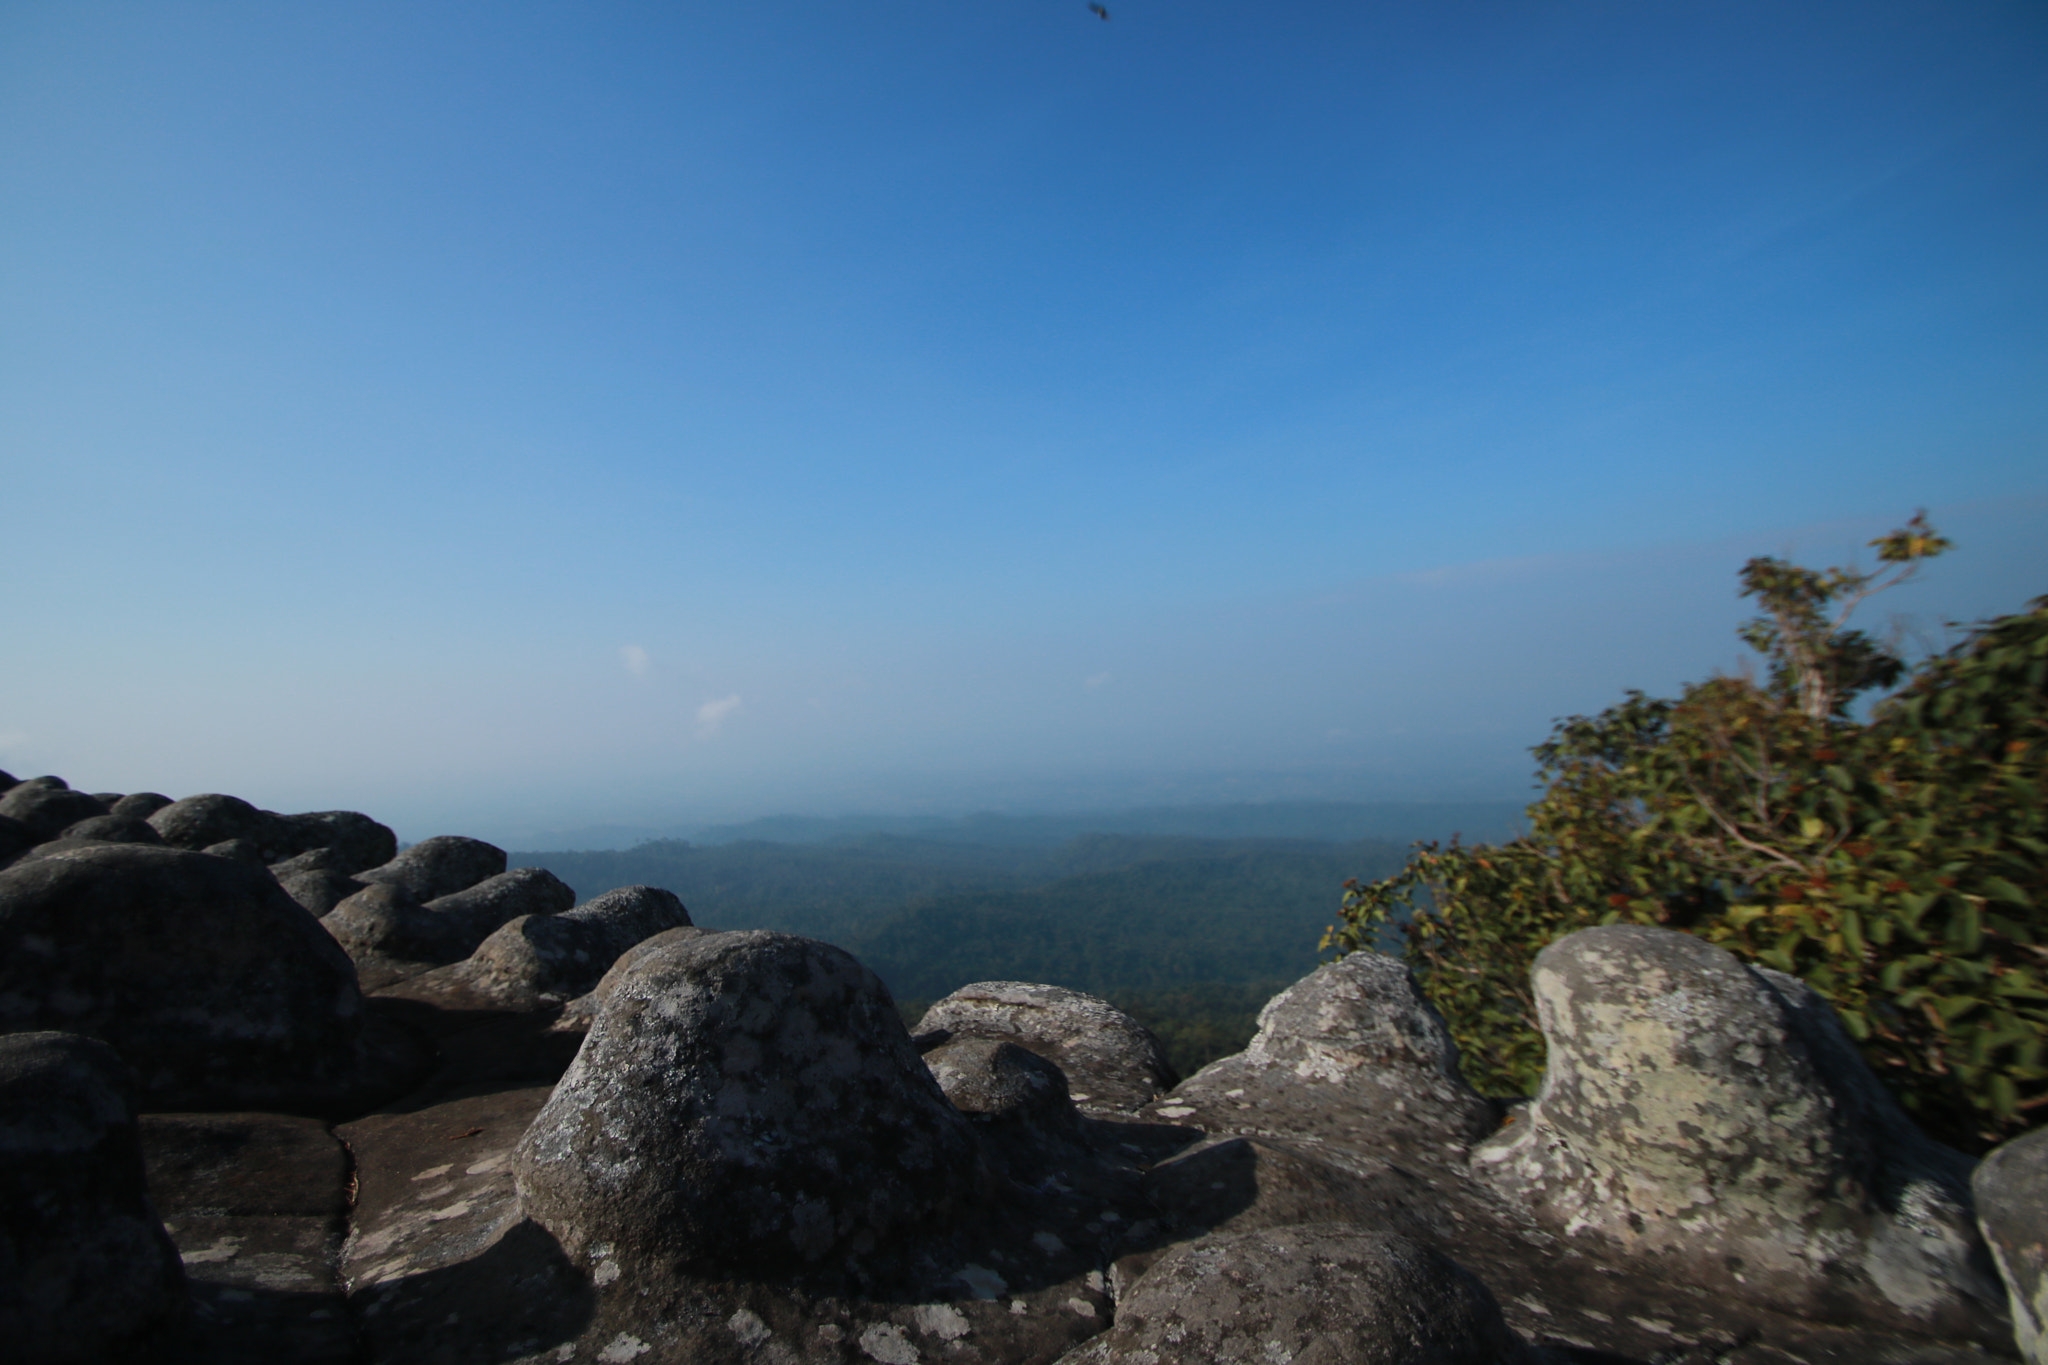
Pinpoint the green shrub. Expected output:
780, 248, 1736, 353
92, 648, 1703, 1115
1326, 518, 2048, 1152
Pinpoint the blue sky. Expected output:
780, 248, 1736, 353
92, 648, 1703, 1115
3, 1, 2044, 843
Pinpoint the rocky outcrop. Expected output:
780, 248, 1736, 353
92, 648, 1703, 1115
462, 885, 692, 1005
1977, 1126, 2048, 1364
0, 844, 372, 1111
916, 981, 1177, 1113
516, 930, 979, 1281
319, 865, 573, 989
354, 834, 506, 902
1471, 924, 2001, 1336
0, 780, 106, 842
0, 1031, 187, 1363
1152, 950, 1500, 1163
1064, 1225, 1529, 1365
0, 770, 2030, 1365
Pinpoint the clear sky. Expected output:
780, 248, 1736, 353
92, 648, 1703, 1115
4, 0, 2045, 843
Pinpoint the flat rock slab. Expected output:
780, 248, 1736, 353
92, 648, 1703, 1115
139, 1111, 356, 1365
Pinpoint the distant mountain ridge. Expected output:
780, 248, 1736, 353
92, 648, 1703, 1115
507, 798, 1525, 854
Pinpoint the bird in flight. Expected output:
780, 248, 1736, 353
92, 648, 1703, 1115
1088, 3, 1109, 19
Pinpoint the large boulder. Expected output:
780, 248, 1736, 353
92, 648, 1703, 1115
0, 1032, 187, 1363
0, 782, 106, 843
145, 792, 276, 851
107, 792, 172, 821
914, 981, 1176, 1113
0, 844, 368, 1111
1062, 1225, 1529, 1365
1977, 1126, 2048, 1365
1474, 924, 2005, 1340
271, 810, 396, 875
1152, 952, 1499, 1160
462, 885, 690, 1005
515, 930, 977, 1281
269, 846, 367, 918
355, 835, 506, 902
0, 815, 34, 869
321, 867, 575, 970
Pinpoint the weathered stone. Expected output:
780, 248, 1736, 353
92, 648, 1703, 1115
0, 844, 369, 1111
1473, 923, 2004, 1339
322, 867, 575, 970
0, 1031, 187, 1363
108, 792, 173, 820
0, 783, 106, 842
462, 884, 689, 1005
554, 925, 710, 1028
1154, 952, 1499, 1160
925, 1036, 1076, 1126
0, 769, 15, 792
1977, 1126, 2048, 1365
146, 792, 278, 851
270, 846, 367, 918
915, 982, 1176, 1113
356, 835, 507, 903
54, 814, 163, 845
271, 810, 396, 876
202, 836, 271, 864
516, 930, 977, 1279
1065, 1225, 1529, 1365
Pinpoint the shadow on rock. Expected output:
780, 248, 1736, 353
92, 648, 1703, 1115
351, 1218, 594, 1365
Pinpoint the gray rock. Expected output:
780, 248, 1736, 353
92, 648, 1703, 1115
269, 846, 367, 918
201, 835, 270, 864
925, 1035, 1076, 1126
107, 792, 172, 820
53, 815, 162, 845
1154, 952, 1498, 1160
88, 793, 124, 807
1473, 923, 2004, 1338
915, 981, 1176, 1113
0, 769, 14, 792
516, 930, 976, 1279
462, 884, 689, 1004
1063, 1224, 1528, 1365
554, 924, 710, 1028
271, 810, 396, 876
0, 1031, 187, 1363
322, 867, 575, 969
355, 834, 506, 902
0, 844, 368, 1111
0, 783, 106, 842
1976, 1126, 2048, 1364
145, 792, 277, 851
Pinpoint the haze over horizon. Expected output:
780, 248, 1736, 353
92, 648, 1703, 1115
5, 2, 2044, 844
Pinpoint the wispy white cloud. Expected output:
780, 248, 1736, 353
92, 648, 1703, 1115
620, 644, 650, 677
695, 694, 742, 735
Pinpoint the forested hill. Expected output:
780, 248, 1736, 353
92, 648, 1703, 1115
510, 832, 1413, 1075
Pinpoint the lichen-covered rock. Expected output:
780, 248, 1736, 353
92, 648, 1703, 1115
516, 930, 976, 1279
322, 867, 575, 972
1977, 1126, 2048, 1364
554, 925, 710, 1028
1153, 952, 1498, 1159
1473, 923, 2004, 1339
924, 1036, 1075, 1125
463, 885, 690, 1005
355, 835, 506, 902
0, 1031, 187, 1363
0, 844, 368, 1111
915, 982, 1176, 1113
1063, 1225, 1528, 1365
0, 782, 106, 842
